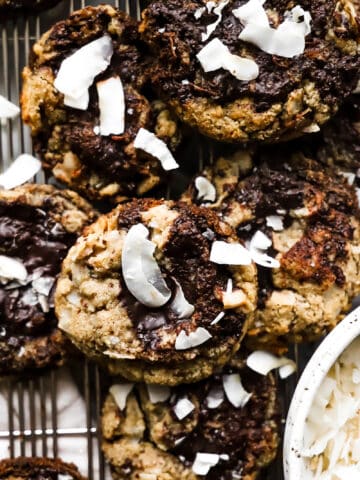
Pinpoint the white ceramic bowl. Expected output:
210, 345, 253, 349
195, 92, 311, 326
283, 305, 360, 480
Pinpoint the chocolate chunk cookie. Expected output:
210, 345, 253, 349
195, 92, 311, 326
21, 5, 181, 202
140, 0, 360, 143
55, 198, 257, 385
0, 0, 59, 19
0, 456, 86, 479
183, 149, 360, 352
0, 183, 97, 375
101, 354, 279, 480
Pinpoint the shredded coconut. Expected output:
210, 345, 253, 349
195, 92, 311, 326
134, 128, 179, 171
201, 0, 230, 42
233, 0, 312, 58
196, 38, 259, 81
302, 337, 360, 477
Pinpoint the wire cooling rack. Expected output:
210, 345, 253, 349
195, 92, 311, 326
0, 1, 314, 478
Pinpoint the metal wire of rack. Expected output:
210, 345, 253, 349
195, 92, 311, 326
0, 1, 310, 478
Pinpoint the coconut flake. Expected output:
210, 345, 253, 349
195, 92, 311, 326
174, 436, 186, 446
339, 171, 356, 186
223, 373, 252, 408
121, 223, 171, 308
210, 311, 225, 325
201, 0, 230, 42
170, 279, 195, 319
192, 453, 220, 475
64, 91, 89, 110
32, 276, 54, 296
0, 256, 27, 283
248, 230, 280, 269
96, 76, 125, 136
22, 289, 39, 307
353, 368, 360, 384
54, 35, 113, 110
266, 215, 284, 231
134, 128, 179, 171
279, 362, 297, 379
206, 384, 224, 408
196, 38, 259, 81
246, 350, 296, 378
210, 241, 252, 265
195, 176, 216, 202
173, 396, 195, 420
175, 327, 212, 350
146, 384, 171, 403
109, 383, 134, 411
202, 228, 215, 241
0, 154, 41, 190
302, 337, 360, 476
38, 294, 49, 313
194, 6, 206, 19
249, 230, 272, 250
206, 1, 216, 12
302, 123, 320, 133
0, 95, 20, 119
251, 249, 280, 269
233, 1, 312, 58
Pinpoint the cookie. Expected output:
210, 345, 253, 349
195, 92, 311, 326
0, 0, 59, 19
101, 354, 279, 480
0, 456, 86, 479
140, 0, 360, 143
21, 5, 181, 202
182, 149, 360, 352
0, 183, 97, 375
55, 198, 257, 385
315, 95, 360, 172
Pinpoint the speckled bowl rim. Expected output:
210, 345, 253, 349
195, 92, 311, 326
283, 305, 360, 480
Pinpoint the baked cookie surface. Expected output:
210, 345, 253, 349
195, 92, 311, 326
55, 198, 257, 385
140, 0, 360, 143
0, 183, 97, 375
0, 0, 59, 18
21, 5, 181, 202
102, 355, 279, 480
0, 456, 87, 479
183, 149, 360, 352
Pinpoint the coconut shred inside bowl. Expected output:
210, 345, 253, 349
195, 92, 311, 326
302, 336, 360, 479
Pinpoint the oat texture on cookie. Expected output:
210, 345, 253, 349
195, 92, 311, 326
140, 0, 360, 143
55, 198, 257, 385
182, 147, 360, 352
101, 354, 279, 480
21, 5, 181, 202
